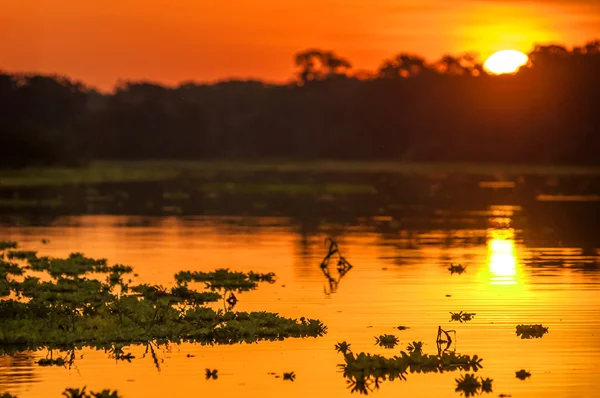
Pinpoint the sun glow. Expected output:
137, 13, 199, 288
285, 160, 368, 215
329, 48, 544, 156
487, 229, 518, 284
484, 50, 528, 74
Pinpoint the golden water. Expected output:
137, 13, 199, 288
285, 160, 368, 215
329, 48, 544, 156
1, 215, 598, 398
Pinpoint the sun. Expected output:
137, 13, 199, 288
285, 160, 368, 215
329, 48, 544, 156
483, 50, 528, 75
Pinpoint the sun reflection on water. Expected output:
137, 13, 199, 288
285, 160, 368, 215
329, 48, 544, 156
487, 229, 519, 285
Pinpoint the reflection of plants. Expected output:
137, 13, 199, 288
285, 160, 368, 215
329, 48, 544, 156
0, 241, 327, 366
455, 374, 493, 397
375, 334, 399, 349
515, 369, 531, 380
205, 369, 218, 380
516, 324, 548, 339
450, 311, 476, 323
319, 238, 353, 295
448, 264, 467, 275
337, 332, 483, 395
283, 372, 296, 381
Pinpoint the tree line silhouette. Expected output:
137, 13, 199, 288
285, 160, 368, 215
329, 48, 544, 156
1, 40, 598, 168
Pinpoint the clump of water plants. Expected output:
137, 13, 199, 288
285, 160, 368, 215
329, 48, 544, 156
205, 369, 218, 380
516, 324, 548, 339
0, 241, 326, 363
375, 334, 399, 349
62, 387, 121, 398
336, 333, 483, 395
515, 369, 531, 380
396, 325, 409, 331
174, 268, 275, 310
455, 374, 493, 397
283, 372, 296, 381
448, 264, 467, 275
450, 311, 476, 323
319, 238, 353, 295
335, 341, 351, 354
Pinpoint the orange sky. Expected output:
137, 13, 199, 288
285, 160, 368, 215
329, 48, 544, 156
1, 0, 599, 91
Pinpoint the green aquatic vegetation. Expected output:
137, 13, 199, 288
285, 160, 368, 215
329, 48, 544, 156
406, 341, 423, 354
205, 369, 218, 380
283, 372, 296, 381
448, 264, 467, 275
0, 247, 326, 361
337, 333, 483, 395
450, 311, 476, 323
0, 241, 18, 251
335, 341, 351, 354
515, 369, 531, 380
319, 238, 353, 295
62, 387, 121, 398
375, 334, 399, 349
516, 324, 548, 339
175, 268, 275, 310
455, 374, 493, 397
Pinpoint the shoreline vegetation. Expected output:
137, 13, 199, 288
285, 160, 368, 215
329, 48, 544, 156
1, 40, 599, 168
1, 160, 600, 188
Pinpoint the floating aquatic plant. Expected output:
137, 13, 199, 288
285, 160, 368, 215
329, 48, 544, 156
450, 311, 476, 323
283, 372, 296, 381
62, 387, 121, 398
396, 326, 409, 331
319, 238, 353, 295
455, 374, 493, 397
516, 324, 548, 339
515, 369, 531, 380
175, 268, 275, 310
448, 264, 467, 275
0, 244, 326, 364
335, 341, 351, 354
205, 369, 218, 380
0, 241, 18, 251
375, 334, 399, 349
337, 332, 483, 395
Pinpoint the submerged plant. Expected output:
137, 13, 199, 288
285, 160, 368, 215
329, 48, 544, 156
450, 311, 476, 323
516, 324, 548, 339
455, 374, 493, 397
375, 334, 399, 349
448, 264, 467, 275
515, 369, 531, 380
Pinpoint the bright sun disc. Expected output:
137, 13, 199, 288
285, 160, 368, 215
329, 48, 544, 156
484, 50, 528, 74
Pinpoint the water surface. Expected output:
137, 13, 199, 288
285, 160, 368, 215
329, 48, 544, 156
1, 213, 598, 398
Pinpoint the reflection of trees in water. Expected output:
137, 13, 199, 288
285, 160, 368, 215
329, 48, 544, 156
0, 352, 40, 392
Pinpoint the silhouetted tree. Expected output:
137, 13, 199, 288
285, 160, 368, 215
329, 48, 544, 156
1, 39, 599, 167
295, 49, 352, 84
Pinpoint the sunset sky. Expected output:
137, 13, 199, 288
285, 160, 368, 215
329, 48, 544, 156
1, 0, 599, 91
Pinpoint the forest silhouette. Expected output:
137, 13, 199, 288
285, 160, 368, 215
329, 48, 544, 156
1, 40, 598, 168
